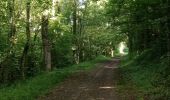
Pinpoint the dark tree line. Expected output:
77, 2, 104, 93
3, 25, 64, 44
107, 0, 170, 99
107, 0, 170, 59
0, 0, 117, 84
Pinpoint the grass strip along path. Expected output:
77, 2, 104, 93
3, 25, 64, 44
0, 56, 111, 100
38, 58, 121, 100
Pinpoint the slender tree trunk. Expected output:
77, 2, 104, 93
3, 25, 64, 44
166, 11, 170, 66
8, 0, 16, 53
166, 0, 170, 66
73, 0, 77, 36
110, 48, 114, 57
78, 16, 83, 62
41, 15, 51, 71
20, 0, 31, 79
73, 0, 78, 64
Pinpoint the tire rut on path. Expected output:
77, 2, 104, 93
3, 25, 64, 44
38, 58, 121, 100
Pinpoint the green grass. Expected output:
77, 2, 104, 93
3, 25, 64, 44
119, 53, 170, 100
0, 55, 110, 100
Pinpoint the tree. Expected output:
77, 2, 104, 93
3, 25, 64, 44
41, 15, 51, 71
20, 0, 31, 79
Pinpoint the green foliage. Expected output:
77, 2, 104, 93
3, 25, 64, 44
120, 52, 170, 100
107, 0, 170, 54
0, 0, 119, 84
0, 55, 110, 100
107, 0, 170, 99
51, 32, 73, 67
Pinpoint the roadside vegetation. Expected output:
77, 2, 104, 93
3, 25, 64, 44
106, 0, 170, 99
0, 0, 169, 99
120, 51, 170, 100
0, 55, 110, 100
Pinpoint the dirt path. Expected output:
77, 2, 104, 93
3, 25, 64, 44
38, 58, 121, 100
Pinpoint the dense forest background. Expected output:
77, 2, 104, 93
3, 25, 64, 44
0, 0, 170, 99
0, 0, 124, 84
107, 0, 170, 99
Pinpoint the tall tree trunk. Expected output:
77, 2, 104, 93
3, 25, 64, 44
41, 15, 51, 71
78, 17, 83, 62
166, 6, 170, 66
73, 0, 77, 36
8, 0, 16, 53
72, 0, 78, 64
20, 0, 31, 79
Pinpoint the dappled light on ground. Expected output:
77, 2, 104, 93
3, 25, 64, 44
38, 58, 121, 100
99, 86, 116, 89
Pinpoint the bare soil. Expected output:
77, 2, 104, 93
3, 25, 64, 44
38, 58, 123, 100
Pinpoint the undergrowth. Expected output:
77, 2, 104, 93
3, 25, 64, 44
120, 50, 170, 100
0, 55, 110, 100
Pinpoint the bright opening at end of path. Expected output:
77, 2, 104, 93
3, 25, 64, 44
119, 42, 128, 55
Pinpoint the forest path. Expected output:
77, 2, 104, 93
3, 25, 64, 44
38, 58, 121, 100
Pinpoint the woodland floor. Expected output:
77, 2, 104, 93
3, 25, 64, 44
38, 58, 133, 100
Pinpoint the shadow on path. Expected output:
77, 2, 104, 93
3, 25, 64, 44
38, 58, 122, 100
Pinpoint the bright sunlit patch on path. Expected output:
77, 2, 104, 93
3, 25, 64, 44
104, 65, 114, 69
99, 86, 115, 89
104, 65, 118, 69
